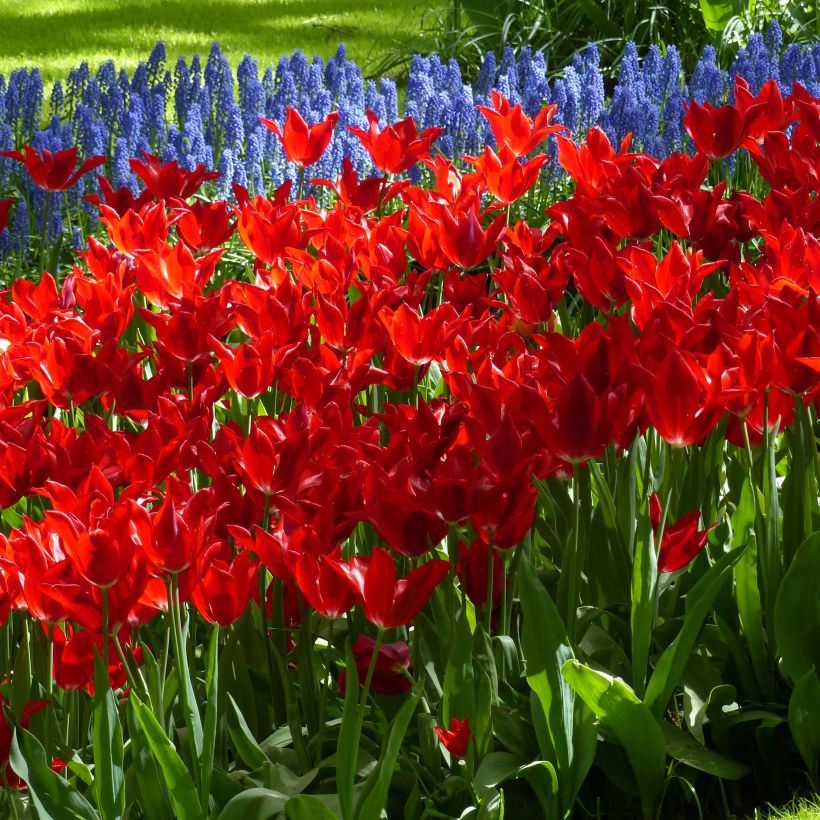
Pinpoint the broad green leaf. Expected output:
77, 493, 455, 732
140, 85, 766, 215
226, 694, 268, 771
286, 794, 338, 820
9, 724, 99, 820
356, 686, 421, 820
789, 669, 820, 783
126, 705, 173, 820
92, 650, 125, 820
442, 608, 475, 726
732, 479, 769, 691
659, 722, 749, 780
775, 532, 820, 683
131, 694, 204, 820
519, 554, 594, 814
217, 788, 288, 820
562, 661, 665, 820
698, 0, 737, 31
645, 546, 745, 719
474, 752, 525, 794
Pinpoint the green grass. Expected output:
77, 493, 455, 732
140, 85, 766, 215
0, 0, 428, 85
753, 798, 820, 819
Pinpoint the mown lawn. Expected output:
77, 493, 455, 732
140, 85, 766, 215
0, 0, 426, 82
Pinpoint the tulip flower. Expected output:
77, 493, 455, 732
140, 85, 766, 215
338, 636, 412, 695
435, 717, 472, 758
650, 494, 716, 573
0, 145, 107, 191
328, 547, 450, 629
466, 144, 548, 204
347, 110, 443, 175
0, 198, 13, 232
477, 90, 565, 156
683, 98, 767, 160
261, 108, 339, 168
129, 152, 220, 200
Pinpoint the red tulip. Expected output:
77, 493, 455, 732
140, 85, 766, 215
0, 198, 14, 232
329, 547, 450, 629
435, 717, 472, 758
261, 108, 339, 168
380, 302, 459, 367
191, 546, 256, 625
641, 349, 724, 447
339, 636, 412, 695
0, 145, 107, 191
438, 204, 507, 270
129, 152, 220, 200
347, 110, 443, 175
650, 494, 716, 573
293, 550, 356, 620
477, 90, 565, 156
683, 99, 767, 160
466, 145, 548, 204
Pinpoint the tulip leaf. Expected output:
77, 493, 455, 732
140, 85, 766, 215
286, 794, 339, 820
659, 721, 749, 780
442, 607, 475, 726
92, 650, 125, 820
789, 668, 820, 783
356, 685, 421, 820
562, 660, 665, 820
519, 553, 595, 814
217, 788, 288, 819
336, 640, 360, 820
126, 704, 174, 820
775, 532, 820, 683
131, 694, 204, 820
226, 694, 268, 771
9, 724, 99, 820
645, 546, 745, 718
200, 625, 220, 812
630, 499, 656, 697
732, 479, 769, 691
698, 0, 738, 31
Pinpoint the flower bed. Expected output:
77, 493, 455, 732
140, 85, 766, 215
0, 64, 818, 819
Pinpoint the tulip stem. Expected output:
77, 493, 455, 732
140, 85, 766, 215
39, 190, 52, 274
484, 532, 495, 635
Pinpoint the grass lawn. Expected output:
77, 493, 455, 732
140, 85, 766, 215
0, 0, 428, 84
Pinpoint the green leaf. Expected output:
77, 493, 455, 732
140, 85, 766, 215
131, 694, 204, 820
789, 669, 820, 784
630, 501, 657, 698
519, 554, 594, 815
698, 0, 737, 31
645, 546, 745, 719
200, 626, 220, 812
732, 479, 769, 691
775, 532, 820, 683
659, 722, 749, 780
217, 788, 288, 820
9, 724, 99, 820
92, 650, 125, 820
226, 694, 267, 771
474, 752, 525, 794
356, 686, 421, 820
126, 705, 173, 820
286, 794, 339, 819
442, 608, 475, 726
562, 661, 665, 820
336, 640, 360, 820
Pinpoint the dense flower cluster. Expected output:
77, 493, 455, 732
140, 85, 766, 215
0, 22, 817, 266
0, 73, 817, 818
